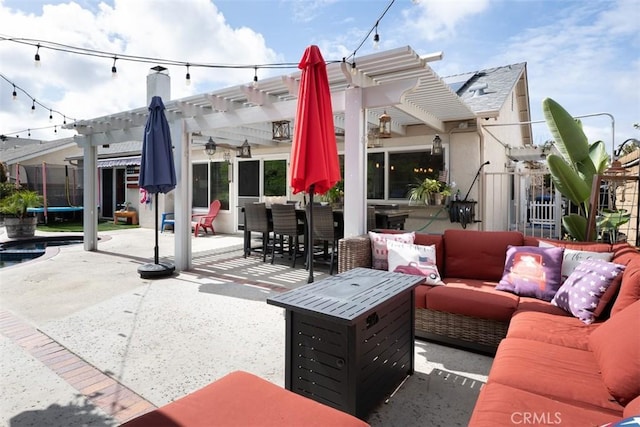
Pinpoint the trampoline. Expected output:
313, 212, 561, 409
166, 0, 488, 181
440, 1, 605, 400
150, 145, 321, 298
27, 206, 83, 224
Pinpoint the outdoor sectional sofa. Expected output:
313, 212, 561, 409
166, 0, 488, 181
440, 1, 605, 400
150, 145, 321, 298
338, 228, 640, 425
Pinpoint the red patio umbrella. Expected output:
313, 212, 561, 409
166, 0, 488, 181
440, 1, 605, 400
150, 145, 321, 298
290, 45, 341, 283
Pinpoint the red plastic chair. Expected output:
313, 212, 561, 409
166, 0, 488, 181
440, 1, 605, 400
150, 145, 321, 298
192, 200, 221, 237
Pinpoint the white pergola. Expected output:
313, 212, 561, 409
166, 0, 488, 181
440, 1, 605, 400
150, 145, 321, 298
70, 46, 476, 271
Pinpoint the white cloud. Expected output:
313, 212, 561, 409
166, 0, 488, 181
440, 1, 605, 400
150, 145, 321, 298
0, 0, 279, 140
402, 0, 491, 41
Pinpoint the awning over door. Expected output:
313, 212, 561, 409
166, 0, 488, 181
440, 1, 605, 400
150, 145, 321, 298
97, 156, 141, 168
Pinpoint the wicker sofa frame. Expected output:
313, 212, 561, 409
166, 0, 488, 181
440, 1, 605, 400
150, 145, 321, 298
338, 234, 508, 353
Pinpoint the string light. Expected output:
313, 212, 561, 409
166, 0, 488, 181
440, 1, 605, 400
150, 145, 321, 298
1, 1, 397, 139
34, 44, 41, 67
54, 125, 57, 133
345, 0, 394, 63
1, 73, 77, 136
373, 24, 380, 49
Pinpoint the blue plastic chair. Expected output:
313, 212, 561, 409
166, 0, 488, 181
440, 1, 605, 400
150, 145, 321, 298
160, 212, 175, 233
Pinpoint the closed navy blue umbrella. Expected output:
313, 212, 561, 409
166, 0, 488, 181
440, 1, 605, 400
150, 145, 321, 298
138, 96, 177, 278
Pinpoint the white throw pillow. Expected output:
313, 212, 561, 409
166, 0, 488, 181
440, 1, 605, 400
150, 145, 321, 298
369, 231, 415, 270
538, 241, 613, 282
387, 240, 444, 285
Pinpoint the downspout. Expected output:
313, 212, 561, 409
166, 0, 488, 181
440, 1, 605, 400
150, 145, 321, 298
476, 118, 486, 230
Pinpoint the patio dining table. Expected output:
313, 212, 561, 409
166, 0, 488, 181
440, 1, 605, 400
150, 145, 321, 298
241, 205, 411, 265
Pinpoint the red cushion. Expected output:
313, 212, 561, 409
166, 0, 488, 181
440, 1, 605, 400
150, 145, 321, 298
444, 230, 523, 280
537, 238, 612, 252
469, 382, 618, 427
610, 258, 640, 316
508, 309, 600, 350
489, 338, 624, 414
121, 371, 370, 427
426, 280, 518, 321
624, 394, 640, 418
589, 300, 640, 405
414, 284, 431, 309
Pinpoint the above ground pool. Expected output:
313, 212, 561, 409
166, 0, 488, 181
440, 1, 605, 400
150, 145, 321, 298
0, 235, 84, 268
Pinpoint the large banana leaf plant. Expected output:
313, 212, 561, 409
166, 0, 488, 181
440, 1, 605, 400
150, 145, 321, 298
542, 97, 610, 241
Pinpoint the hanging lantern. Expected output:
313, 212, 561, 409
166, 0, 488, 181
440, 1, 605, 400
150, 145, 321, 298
378, 110, 391, 138
204, 137, 217, 157
431, 135, 443, 155
238, 139, 252, 158
272, 120, 291, 141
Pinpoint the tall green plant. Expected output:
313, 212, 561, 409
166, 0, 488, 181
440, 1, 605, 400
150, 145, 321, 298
542, 97, 610, 241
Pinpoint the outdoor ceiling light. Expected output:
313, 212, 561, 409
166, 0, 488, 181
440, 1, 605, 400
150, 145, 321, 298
378, 110, 391, 138
431, 135, 443, 155
238, 139, 252, 158
205, 136, 217, 157
272, 120, 291, 141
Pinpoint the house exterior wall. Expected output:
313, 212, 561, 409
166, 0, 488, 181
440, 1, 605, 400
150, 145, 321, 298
481, 88, 530, 232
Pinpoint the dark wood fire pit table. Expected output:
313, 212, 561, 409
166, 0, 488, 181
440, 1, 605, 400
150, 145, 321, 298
266, 267, 425, 419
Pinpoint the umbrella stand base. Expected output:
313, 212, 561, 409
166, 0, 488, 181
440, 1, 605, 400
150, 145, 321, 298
138, 262, 176, 279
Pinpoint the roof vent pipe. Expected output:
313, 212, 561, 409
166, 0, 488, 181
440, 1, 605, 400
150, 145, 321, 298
469, 83, 488, 97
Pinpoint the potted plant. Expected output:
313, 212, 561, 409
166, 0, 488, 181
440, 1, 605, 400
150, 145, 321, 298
0, 189, 43, 238
325, 181, 344, 207
407, 178, 441, 205
596, 208, 630, 243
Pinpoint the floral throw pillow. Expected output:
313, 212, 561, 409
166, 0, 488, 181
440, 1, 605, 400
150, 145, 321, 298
551, 259, 626, 324
496, 245, 564, 301
369, 231, 415, 270
387, 240, 444, 285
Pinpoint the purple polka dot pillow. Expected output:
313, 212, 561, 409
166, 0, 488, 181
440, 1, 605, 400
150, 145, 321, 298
551, 259, 626, 324
496, 245, 564, 301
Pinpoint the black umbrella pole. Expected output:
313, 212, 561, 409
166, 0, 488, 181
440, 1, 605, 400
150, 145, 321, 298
307, 186, 314, 283
154, 194, 159, 264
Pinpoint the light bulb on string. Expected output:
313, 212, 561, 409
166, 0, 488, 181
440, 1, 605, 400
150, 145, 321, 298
111, 57, 117, 78
34, 44, 41, 67
350, 59, 357, 76
63, 116, 67, 125
31, 100, 36, 113
54, 125, 57, 134
185, 64, 191, 86
12, 85, 17, 100
252, 67, 258, 88
373, 24, 380, 49
49, 110, 53, 122
28, 129, 31, 137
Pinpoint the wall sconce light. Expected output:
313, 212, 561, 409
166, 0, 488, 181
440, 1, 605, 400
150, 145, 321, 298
223, 150, 233, 182
237, 139, 252, 158
378, 110, 391, 138
205, 136, 217, 157
272, 120, 291, 141
431, 134, 443, 155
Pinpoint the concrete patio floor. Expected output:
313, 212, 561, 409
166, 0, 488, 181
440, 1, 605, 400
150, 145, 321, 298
0, 227, 493, 426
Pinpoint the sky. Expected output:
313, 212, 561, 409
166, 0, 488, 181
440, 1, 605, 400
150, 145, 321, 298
0, 0, 638, 155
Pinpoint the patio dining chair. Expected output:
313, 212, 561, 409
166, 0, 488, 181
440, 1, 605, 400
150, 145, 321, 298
244, 202, 273, 261
270, 203, 305, 267
307, 204, 339, 275
192, 200, 221, 237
